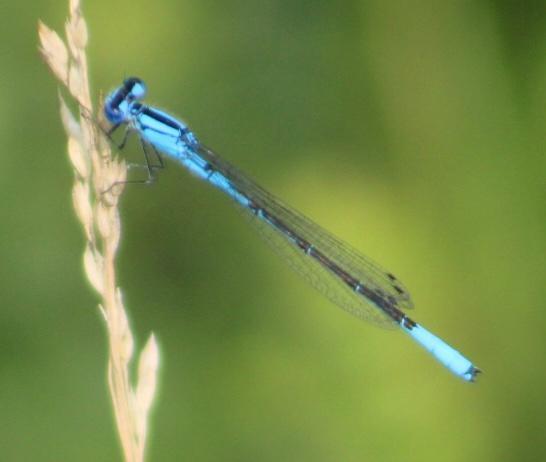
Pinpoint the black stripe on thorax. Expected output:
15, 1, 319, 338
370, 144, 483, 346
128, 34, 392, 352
138, 105, 189, 135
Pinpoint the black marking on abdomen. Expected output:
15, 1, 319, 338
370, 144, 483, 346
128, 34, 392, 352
401, 316, 417, 329
248, 200, 406, 324
249, 200, 312, 253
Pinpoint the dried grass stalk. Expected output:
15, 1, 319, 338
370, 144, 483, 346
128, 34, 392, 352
38, 1, 159, 460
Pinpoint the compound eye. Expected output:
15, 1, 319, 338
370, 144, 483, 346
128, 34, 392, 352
124, 77, 147, 101
104, 104, 125, 124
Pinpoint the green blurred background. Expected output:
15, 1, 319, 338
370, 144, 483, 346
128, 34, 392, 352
1, 0, 545, 460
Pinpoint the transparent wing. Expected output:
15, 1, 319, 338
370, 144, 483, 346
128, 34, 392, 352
195, 144, 414, 328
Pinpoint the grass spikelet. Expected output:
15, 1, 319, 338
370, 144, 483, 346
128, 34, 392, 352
39, 1, 159, 461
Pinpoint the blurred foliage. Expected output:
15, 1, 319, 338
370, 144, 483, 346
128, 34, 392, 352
1, 0, 545, 460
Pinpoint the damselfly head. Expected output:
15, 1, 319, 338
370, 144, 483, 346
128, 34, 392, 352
104, 77, 147, 124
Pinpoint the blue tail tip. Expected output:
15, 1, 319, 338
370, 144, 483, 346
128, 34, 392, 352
465, 366, 482, 382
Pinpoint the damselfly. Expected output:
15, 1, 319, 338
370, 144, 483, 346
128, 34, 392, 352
104, 77, 481, 382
